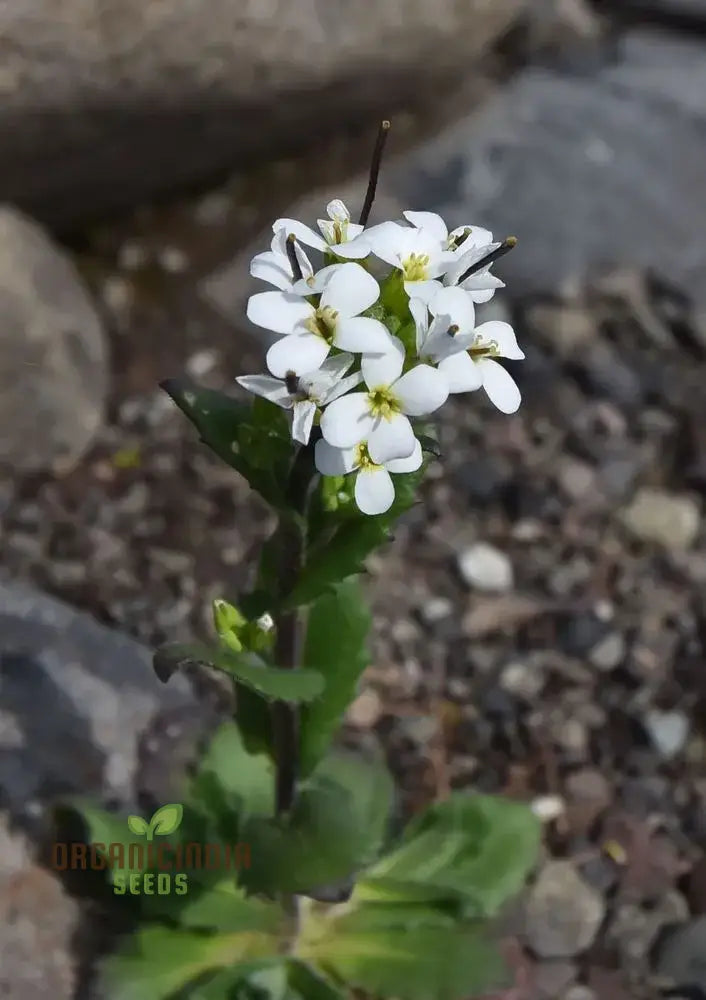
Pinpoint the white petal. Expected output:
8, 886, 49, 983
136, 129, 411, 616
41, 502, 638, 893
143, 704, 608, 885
355, 467, 395, 515
322, 370, 364, 404
393, 365, 449, 416
334, 316, 393, 354
450, 225, 494, 248
291, 263, 342, 297
429, 285, 476, 333
250, 251, 292, 291
321, 263, 379, 317
272, 218, 327, 252
478, 359, 521, 414
247, 291, 312, 334
403, 211, 448, 243
361, 336, 405, 389
315, 439, 358, 476
317, 219, 336, 243
320, 393, 375, 448
385, 438, 423, 473
326, 199, 350, 222
316, 352, 354, 379
466, 286, 496, 304
291, 400, 317, 444
266, 333, 330, 379
235, 375, 292, 407
270, 229, 314, 278
346, 223, 365, 240
403, 279, 444, 305
475, 321, 525, 360
408, 297, 429, 355
445, 241, 500, 286
362, 221, 408, 267
368, 413, 415, 463
437, 352, 482, 393
329, 236, 370, 260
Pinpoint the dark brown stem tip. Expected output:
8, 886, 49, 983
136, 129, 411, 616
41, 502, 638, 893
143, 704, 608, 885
457, 234, 519, 284
285, 233, 304, 282
358, 119, 392, 227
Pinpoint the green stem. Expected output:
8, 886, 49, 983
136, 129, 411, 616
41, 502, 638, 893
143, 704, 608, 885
272, 440, 317, 816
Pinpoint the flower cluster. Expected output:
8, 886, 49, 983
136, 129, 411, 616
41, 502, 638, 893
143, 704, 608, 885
237, 200, 524, 515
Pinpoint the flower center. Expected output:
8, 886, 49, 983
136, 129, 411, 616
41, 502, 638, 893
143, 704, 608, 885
330, 220, 347, 244
468, 334, 500, 359
354, 442, 382, 471
366, 386, 400, 421
401, 252, 430, 283
305, 305, 339, 343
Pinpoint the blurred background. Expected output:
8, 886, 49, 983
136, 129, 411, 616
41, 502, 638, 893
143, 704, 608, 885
1, 1, 706, 997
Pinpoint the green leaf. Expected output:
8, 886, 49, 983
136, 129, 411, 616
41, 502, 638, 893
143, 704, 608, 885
191, 721, 275, 822
148, 803, 184, 839
241, 752, 393, 896
286, 961, 345, 1000
178, 880, 284, 934
298, 906, 508, 1000
127, 814, 149, 837
159, 378, 292, 508
64, 800, 148, 881
357, 793, 541, 917
299, 579, 371, 776
152, 643, 325, 703
284, 520, 389, 608
101, 922, 284, 1000
177, 962, 287, 1000
235, 682, 275, 759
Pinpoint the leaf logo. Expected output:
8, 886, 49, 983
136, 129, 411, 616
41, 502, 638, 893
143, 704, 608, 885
127, 804, 184, 841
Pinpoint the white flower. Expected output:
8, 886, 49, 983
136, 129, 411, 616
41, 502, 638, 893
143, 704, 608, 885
410, 287, 476, 365
402, 212, 502, 304
443, 235, 506, 304
272, 200, 369, 259
437, 320, 525, 414
236, 353, 362, 445
320, 335, 448, 462
246, 262, 392, 378
250, 228, 314, 291
359, 218, 457, 303
315, 437, 423, 516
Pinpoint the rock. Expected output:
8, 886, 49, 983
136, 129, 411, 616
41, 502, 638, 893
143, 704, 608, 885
347, 689, 383, 729
0, 576, 190, 826
620, 488, 701, 550
0, 207, 108, 474
376, 28, 706, 307
588, 631, 626, 671
643, 708, 690, 760
500, 660, 545, 701
524, 861, 605, 958
0, 814, 79, 1000
419, 596, 454, 625
0, 0, 524, 227
533, 959, 578, 999
565, 768, 612, 835
457, 543, 514, 592
462, 595, 545, 637
654, 915, 706, 993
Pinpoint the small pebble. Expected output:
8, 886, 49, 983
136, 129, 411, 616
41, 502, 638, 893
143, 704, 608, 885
457, 542, 514, 592
158, 246, 189, 273
620, 488, 701, 550
420, 595, 454, 625
500, 661, 544, 701
643, 709, 690, 760
347, 689, 383, 728
525, 861, 605, 958
589, 631, 626, 671
531, 795, 566, 823
186, 349, 220, 378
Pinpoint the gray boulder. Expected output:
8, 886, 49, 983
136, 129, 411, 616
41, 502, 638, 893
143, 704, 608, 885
0, 207, 108, 474
206, 26, 706, 328
0, 0, 523, 227
0, 577, 191, 826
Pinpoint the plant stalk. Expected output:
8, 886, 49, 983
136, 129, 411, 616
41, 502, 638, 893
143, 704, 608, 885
272, 440, 316, 816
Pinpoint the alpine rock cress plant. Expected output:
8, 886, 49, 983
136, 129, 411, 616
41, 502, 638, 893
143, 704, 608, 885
67, 121, 541, 1000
